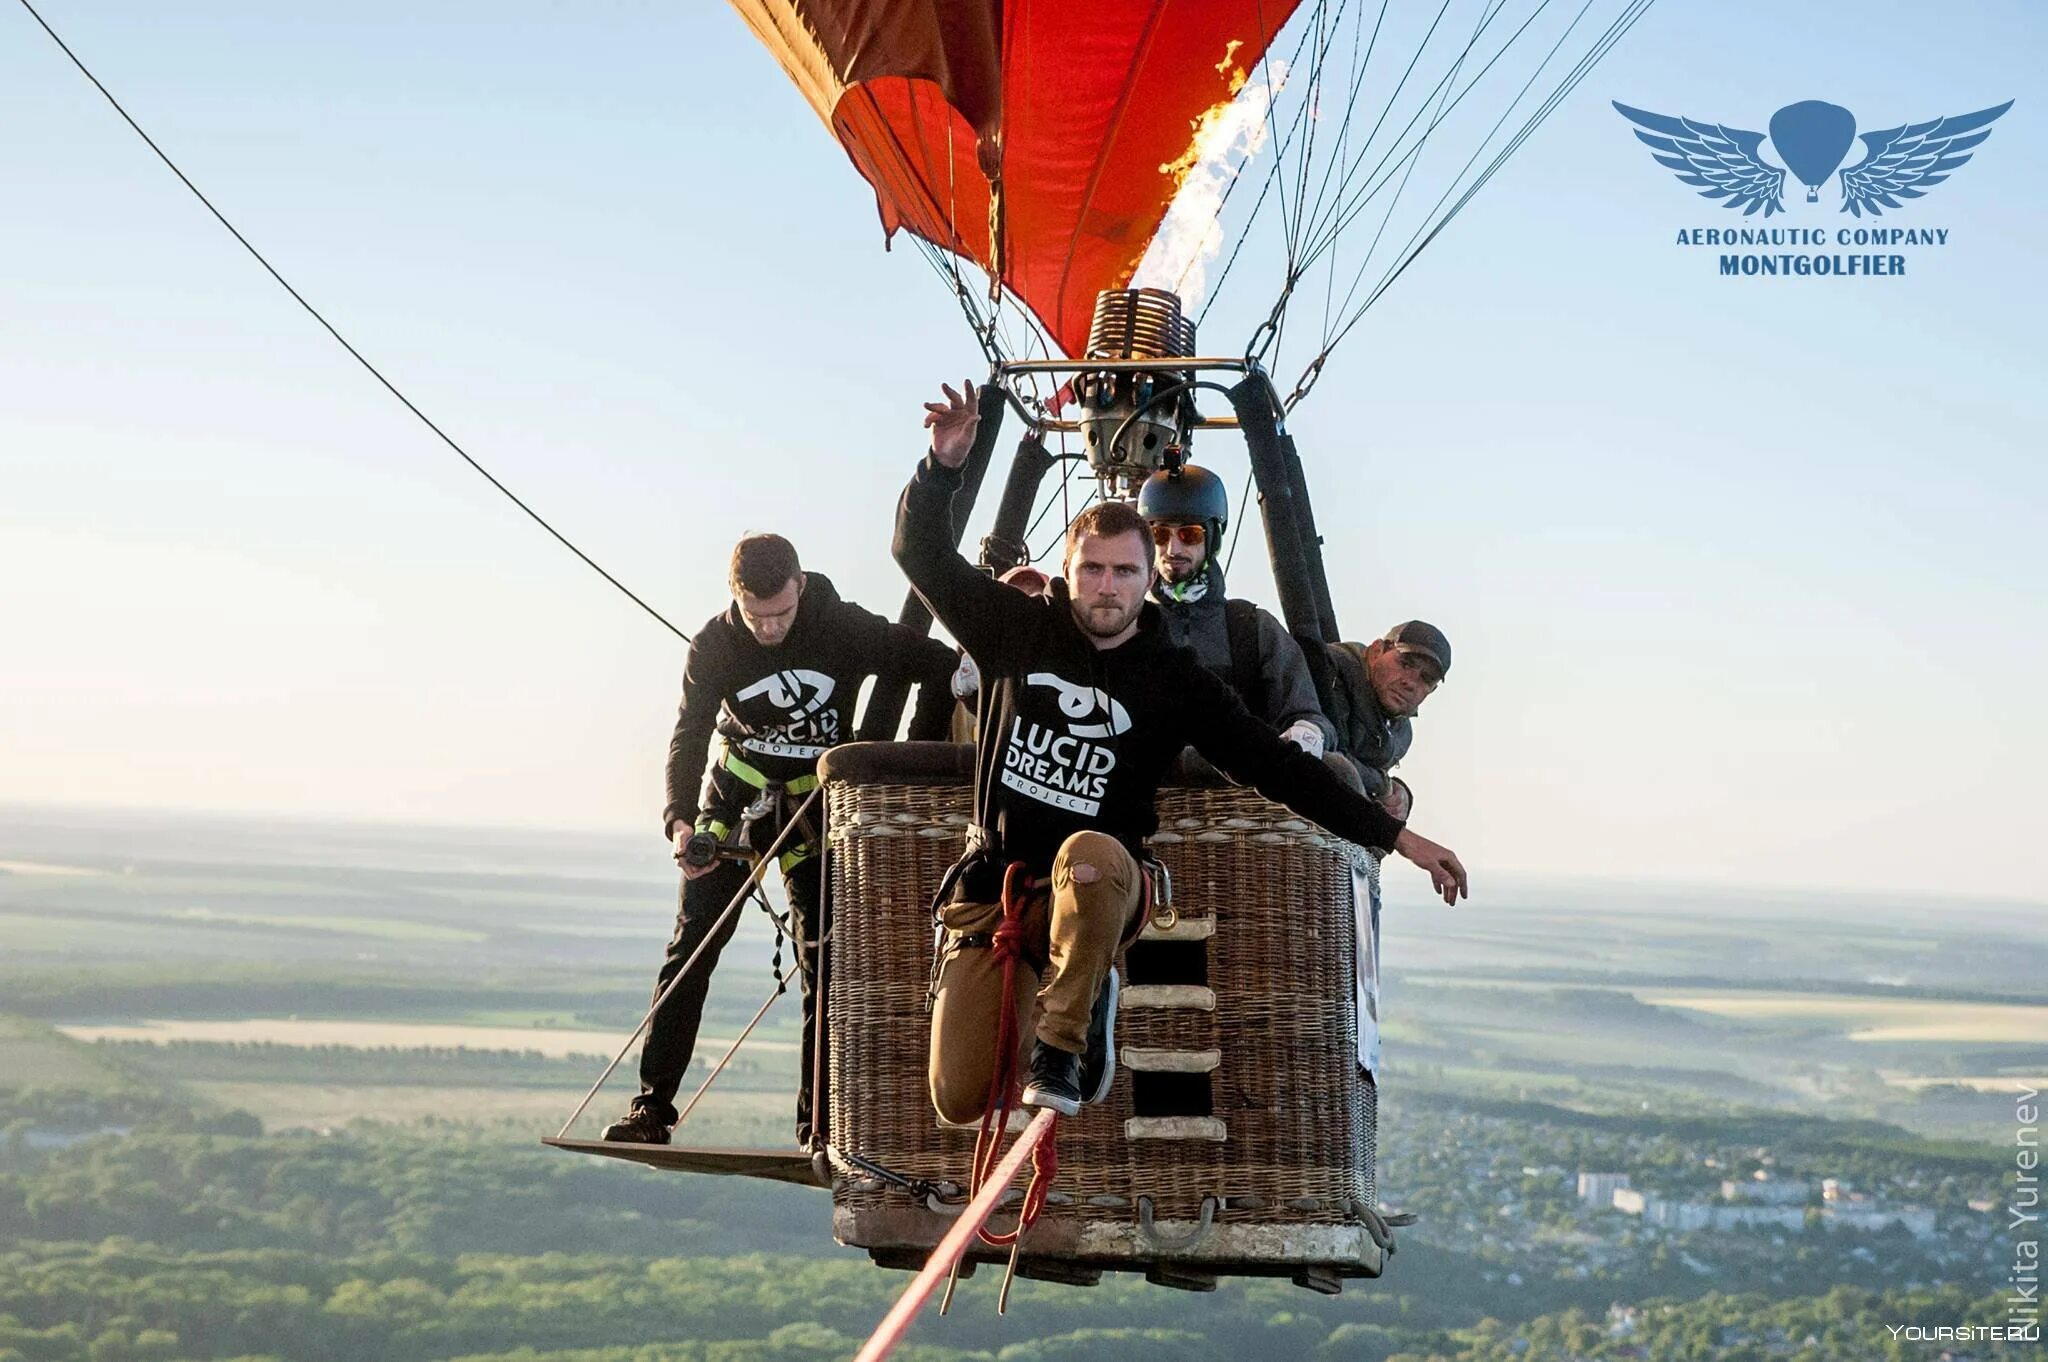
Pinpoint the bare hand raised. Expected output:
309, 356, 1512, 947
922, 380, 981, 469
1392, 827, 1468, 906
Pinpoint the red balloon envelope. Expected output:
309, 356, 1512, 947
730, 1, 1304, 358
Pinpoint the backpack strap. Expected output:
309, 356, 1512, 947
1223, 598, 1268, 719
1316, 641, 1360, 754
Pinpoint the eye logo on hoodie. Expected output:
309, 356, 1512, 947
998, 672, 1131, 816
1026, 672, 1132, 739
731, 669, 839, 758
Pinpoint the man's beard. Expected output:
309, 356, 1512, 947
1158, 554, 1200, 584
1076, 596, 1140, 638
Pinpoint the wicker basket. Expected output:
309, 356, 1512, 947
819, 742, 1382, 1291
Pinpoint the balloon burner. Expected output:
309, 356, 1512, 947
1077, 288, 1198, 495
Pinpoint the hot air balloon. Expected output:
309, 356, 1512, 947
550, 0, 1660, 1314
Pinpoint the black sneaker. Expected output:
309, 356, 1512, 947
1020, 1040, 1083, 1116
1079, 967, 1119, 1106
600, 1107, 672, 1144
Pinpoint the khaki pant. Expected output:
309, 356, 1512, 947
928, 831, 1146, 1126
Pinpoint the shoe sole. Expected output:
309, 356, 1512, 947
1019, 1085, 1082, 1117
1084, 968, 1119, 1106
601, 1116, 673, 1145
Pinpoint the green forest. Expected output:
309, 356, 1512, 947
1, 1081, 2034, 1362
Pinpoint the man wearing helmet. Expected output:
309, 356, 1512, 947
1137, 464, 1334, 758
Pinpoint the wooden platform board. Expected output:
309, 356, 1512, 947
542, 1138, 826, 1188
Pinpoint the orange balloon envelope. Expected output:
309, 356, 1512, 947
730, 1, 1305, 357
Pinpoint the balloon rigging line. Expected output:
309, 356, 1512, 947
553, 788, 822, 1141
1022, 459, 1085, 557
1223, 467, 1257, 574
1331, 0, 1501, 342
1204, 0, 1337, 244
1318, 0, 1534, 342
1268, 0, 1479, 371
1315, 0, 1381, 341
1324, 0, 1602, 336
1033, 466, 1103, 564
1296, 0, 1656, 398
1305, 0, 1562, 292
1187, 0, 1341, 313
1198, 0, 1653, 405
15, 0, 692, 644
1205, 0, 1604, 372
1251, 0, 1299, 277
909, 236, 1058, 422
1308, 0, 1645, 276
1307, 0, 1391, 327
1200, 0, 1481, 337
1296, 0, 1489, 272
1283, 1, 1337, 270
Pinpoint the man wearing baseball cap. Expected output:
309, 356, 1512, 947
1325, 620, 1451, 801
1324, 620, 1451, 1083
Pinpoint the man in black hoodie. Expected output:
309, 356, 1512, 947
602, 533, 956, 1148
897, 383, 1468, 1119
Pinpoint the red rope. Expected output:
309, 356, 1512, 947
853, 1108, 1058, 1362
967, 863, 1059, 1249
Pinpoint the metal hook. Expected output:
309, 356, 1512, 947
1136, 1195, 1219, 1252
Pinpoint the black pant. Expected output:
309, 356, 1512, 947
634, 851, 826, 1145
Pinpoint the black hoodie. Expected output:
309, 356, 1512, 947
894, 456, 1404, 902
661, 572, 956, 838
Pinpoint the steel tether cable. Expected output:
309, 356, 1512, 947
17, 0, 690, 643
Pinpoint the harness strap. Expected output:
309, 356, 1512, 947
1223, 596, 1267, 716
714, 744, 822, 863
721, 745, 820, 795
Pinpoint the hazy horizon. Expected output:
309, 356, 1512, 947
7, 796, 2046, 924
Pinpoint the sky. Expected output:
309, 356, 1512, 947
3, 1, 2044, 903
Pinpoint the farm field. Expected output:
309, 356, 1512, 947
0, 1015, 122, 1090
1636, 989, 2048, 1044
56, 1017, 799, 1056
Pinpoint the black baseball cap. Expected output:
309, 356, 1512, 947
1384, 621, 1451, 678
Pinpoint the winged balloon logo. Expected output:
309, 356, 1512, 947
1613, 99, 2012, 217
1767, 101, 1857, 202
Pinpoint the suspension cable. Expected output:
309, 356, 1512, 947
16, 0, 690, 642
